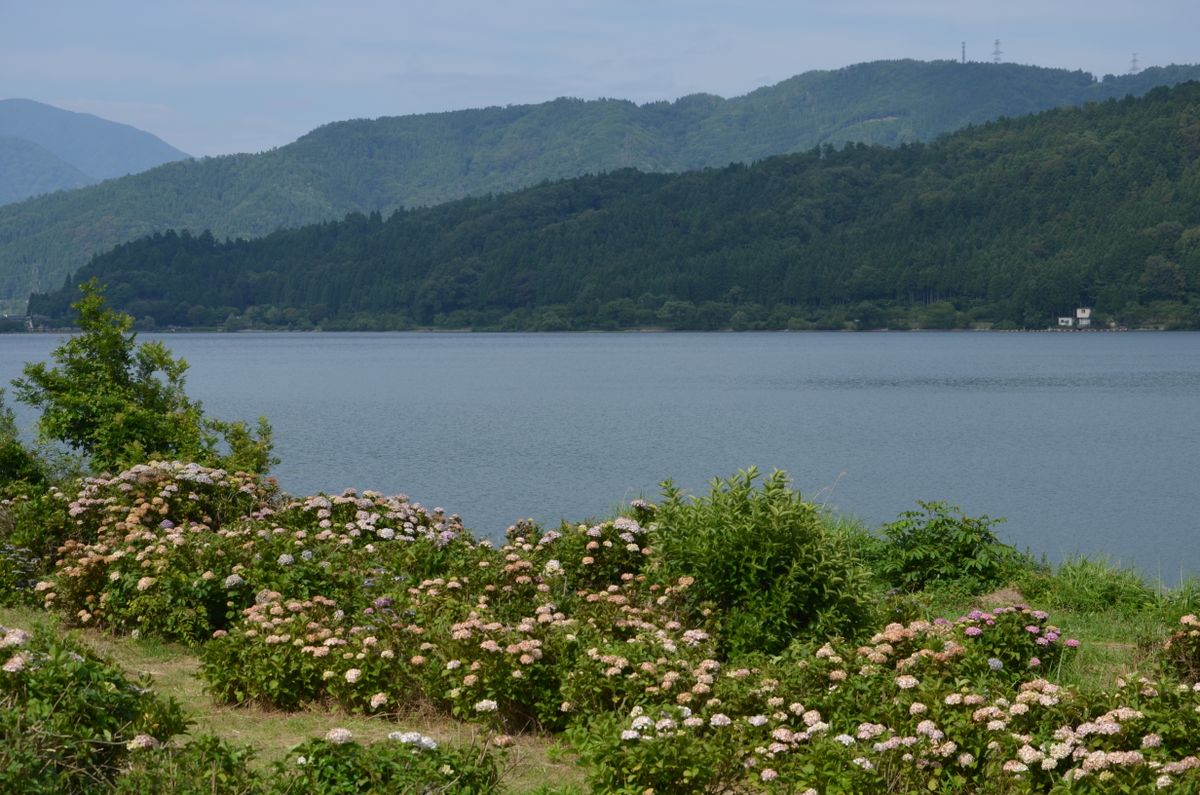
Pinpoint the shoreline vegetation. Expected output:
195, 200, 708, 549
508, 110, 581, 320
4, 291, 1200, 793
0, 320, 1175, 334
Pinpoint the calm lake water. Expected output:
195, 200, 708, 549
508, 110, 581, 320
2, 331, 1198, 580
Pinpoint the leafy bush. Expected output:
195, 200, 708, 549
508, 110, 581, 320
0, 623, 188, 794
569, 708, 746, 795
876, 500, 1028, 594
116, 731, 503, 795
0, 389, 45, 488
0, 541, 39, 606
268, 731, 502, 794
1158, 614, 1200, 684
114, 735, 262, 795
37, 462, 277, 641
0, 481, 75, 607
652, 468, 875, 656
0, 485, 74, 560
12, 280, 273, 474
16, 464, 1200, 793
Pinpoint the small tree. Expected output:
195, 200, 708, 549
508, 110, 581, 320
876, 501, 1025, 594
12, 281, 273, 473
653, 468, 875, 656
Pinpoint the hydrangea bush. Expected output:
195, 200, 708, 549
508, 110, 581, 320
201, 518, 684, 730
17, 463, 1200, 792
1159, 613, 1200, 684
0, 623, 188, 793
268, 728, 503, 795
572, 615, 1200, 793
36, 462, 465, 642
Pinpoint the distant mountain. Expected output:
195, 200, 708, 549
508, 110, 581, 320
34, 82, 1200, 331
0, 136, 96, 204
0, 99, 189, 180
4, 60, 1200, 302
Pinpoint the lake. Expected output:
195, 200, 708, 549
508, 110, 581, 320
2, 331, 1198, 580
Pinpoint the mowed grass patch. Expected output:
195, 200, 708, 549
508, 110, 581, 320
0, 606, 585, 792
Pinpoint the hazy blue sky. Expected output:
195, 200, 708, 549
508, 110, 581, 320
2, 1, 1196, 156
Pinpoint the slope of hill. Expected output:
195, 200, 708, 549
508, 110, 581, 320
0, 98, 189, 181
0, 136, 96, 204
5, 60, 1200, 303
33, 83, 1200, 331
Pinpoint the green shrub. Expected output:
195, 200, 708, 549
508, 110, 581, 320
570, 607, 1127, 795
651, 468, 875, 656
568, 709, 745, 795
0, 485, 78, 610
0, 389, 45, 489
0, 623, 188, 794
268, 731, 502, 794
876, 500, 1027, 594
0, 541, 39, 606
114, 735, 262, 795
201, 592, 341, 710
0, 485, 74, 562
199, 510, 703, 733
1158, 614, 1200, 684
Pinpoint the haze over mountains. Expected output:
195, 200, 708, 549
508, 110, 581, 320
0, 99, 189, 206
4, 59, 1200, 305
0, 135, 96, 205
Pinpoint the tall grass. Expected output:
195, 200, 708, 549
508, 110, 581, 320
1017, 555, 1157, 613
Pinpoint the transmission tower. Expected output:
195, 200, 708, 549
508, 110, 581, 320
961, 41, 966, 64
1129, 53, 1139, 74
992, 39, 1002, 63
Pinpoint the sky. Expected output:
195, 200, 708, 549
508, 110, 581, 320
2, 0, 1197, 157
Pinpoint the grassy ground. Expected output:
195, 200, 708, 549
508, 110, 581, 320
0, 605, 585, 793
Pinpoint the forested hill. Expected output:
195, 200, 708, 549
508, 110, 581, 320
32, 82, 1200, 331
5, 60, 1200, 304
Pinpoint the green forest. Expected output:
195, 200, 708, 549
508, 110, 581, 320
4, 60, 1200, 304
29, 81, 1200, 331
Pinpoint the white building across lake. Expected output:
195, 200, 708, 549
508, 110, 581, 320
1057, 307, 1092, 328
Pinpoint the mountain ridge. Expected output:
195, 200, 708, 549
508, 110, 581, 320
31, 81, 1200, 331
0, 135, 97, 204
0, 98, 189, 181
4, 59, 1200, 304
